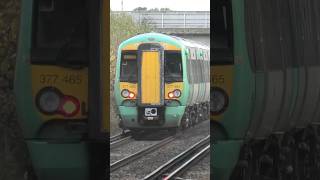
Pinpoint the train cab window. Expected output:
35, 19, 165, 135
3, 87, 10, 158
164, 51, 183, 82
212, 0, 234, 65
31, 0, 88, 64
120, 51, 138, 82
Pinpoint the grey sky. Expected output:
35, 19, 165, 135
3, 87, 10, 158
111, 0, 210, 11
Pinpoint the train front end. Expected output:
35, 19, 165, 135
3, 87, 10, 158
14, 0, 108, 179
114, 33, 187, 133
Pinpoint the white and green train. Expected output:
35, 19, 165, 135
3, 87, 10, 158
114, 33, 210, 135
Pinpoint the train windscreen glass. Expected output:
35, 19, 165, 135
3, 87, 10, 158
120, 51, 138, 82
212, 0, 234, 65
164, 51, 183, 82
31, 0, 88, 64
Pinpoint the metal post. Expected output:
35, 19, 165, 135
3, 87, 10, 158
161, 13, 164, 28
121, 0, 123, 11
184, 13, 186, 28
206, 12, 210, 28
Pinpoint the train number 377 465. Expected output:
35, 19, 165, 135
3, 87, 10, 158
39, 74, 82, 85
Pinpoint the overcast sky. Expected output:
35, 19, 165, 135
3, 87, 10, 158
110, 0, 210, 11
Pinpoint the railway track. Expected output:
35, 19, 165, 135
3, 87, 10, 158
110, 136, 132, 149
143, 135, 210, 180
110, 130, 131, 143
110, 136, 175, 172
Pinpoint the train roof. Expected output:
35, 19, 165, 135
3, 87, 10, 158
119, 32, 209, 51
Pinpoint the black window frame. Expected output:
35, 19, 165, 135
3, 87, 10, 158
30, 0, 89, 65
212, 0, 234, 65
164, 50, 183, 83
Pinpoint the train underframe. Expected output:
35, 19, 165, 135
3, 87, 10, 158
231, 125, 320, 180
118, 102, 209, 134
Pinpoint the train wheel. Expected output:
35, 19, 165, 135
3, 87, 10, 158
280, 136, 296, 180
190, 111, 196, 127
25, 165, 37, 180
182, 118, 190, 129
180, 113, 190, 130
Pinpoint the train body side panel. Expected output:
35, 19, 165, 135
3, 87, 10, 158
300, 67, 320, 126
289, 67, 306, 128
211, 65, 234, 121
274, 68, 295, 132
254, 71, 284, 138
245, 73, 265, 138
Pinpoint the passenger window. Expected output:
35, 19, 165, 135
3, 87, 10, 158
203, 50, 208, 61
245, 0, 320, 69
191, 60, 197, 83
189, 48, 197, 60
207, 61, 210, 82
245, 0, 282, 71
201, 60, 205, 83
187, 50, 193, 84
278, 0, 295, 67
297, 0, 317, 66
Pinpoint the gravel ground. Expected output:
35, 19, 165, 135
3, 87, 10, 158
110, 120, 210, 180
110, 139, 157, 164
181, 155, 210, 180
110, 127, 123, 137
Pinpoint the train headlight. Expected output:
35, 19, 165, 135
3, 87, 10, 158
36, 87, 62, 114
173, 89, 181, 98
121, 89, 130, 98
168, 89, 181, 99
211, 87, 228, 115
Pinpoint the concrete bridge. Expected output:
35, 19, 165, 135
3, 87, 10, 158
112, 11, 210, 46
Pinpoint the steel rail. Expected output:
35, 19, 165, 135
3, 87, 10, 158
165, 145, 210, 180
110, 130, 131, 143
110, 136, 132, 149
143, 135, 210, 180
110, 136, 175, 172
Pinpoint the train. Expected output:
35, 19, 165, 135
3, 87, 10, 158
114, 33, 210, 136
14, 0, 108, 179
212, 0, 320, 179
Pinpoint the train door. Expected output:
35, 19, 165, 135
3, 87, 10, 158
138, 44, 164, 106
